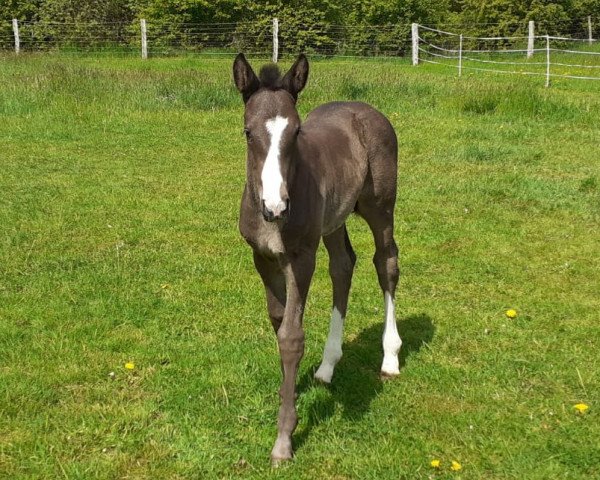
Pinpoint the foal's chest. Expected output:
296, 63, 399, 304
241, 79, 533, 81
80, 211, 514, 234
240, 213, 286, 257
254, 225, 286, 257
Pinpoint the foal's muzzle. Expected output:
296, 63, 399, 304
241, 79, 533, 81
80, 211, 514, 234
262, 198, 290, 222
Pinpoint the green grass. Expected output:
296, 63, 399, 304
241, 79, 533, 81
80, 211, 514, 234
0, 53, 599, 479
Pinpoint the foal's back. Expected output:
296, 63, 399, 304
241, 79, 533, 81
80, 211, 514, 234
298, 101, 398, 235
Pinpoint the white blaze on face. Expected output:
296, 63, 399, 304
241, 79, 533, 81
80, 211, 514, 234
261, 116, 289, 215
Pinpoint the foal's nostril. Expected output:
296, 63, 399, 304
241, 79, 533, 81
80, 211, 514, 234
261, 200, 275, 222
261, 199, 289, 222
280, 198, 290, 217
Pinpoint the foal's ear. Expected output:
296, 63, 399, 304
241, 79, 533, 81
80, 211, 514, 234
282, 54, 309, 101
233, 53, 260, 103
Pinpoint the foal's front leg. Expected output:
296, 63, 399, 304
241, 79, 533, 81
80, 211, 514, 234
271, 250, 316, 464
254, 252, 286, 333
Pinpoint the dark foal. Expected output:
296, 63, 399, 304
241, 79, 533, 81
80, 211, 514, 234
233, 53, 402, 463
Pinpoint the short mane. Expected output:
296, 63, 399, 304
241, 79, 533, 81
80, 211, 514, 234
259, 64, 282, 90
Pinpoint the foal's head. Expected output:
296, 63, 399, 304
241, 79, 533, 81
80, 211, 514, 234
233, 53, 309, 222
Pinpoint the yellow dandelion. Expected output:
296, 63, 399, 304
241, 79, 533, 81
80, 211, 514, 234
451, 460, 462, 471
574, 403, 589, 414
430, 459, 441, 469
124, 362, 135, 370
505, 309, 517, 318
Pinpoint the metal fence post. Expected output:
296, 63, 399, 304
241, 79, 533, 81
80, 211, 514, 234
12, 19, 20, 54
272, 17, 279, 63
527, 20, 535, 58
141, 19, 148, 59
412, 23, 419, 65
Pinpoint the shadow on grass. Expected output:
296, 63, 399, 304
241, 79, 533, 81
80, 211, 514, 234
294, 313, 434, 450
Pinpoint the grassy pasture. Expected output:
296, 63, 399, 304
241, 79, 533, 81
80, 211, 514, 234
0, 53, 599, 479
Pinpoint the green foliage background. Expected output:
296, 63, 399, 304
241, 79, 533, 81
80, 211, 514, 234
1, 0, 599, 52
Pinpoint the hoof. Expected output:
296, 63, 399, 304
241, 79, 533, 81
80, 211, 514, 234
314, 364, 333, 384
271, 438, 293, 466
380, 369, 400, 380
381, 354, 400, 379
271, 456, 292, 468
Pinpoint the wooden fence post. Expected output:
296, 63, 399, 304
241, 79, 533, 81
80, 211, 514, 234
588, 16, 593, 45
527, 20, 535, 58
545, 35, 550, 88
458, 34, 463, 76
412, 23, 419, 65
272, 17, 279, 63
12, 19, 20, 54
140, 19, 148, 59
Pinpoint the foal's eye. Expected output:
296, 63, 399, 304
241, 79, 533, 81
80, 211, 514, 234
295, 127, 301, 136
243, 128, 252, 142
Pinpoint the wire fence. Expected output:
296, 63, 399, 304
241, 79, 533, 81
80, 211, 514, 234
2, 17, 597, 56
2, 17, 599, 85
0, 19, 414, 57
415, 23, 600, 85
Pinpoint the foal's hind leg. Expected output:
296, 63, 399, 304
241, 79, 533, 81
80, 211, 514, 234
315, 225, 356, 383
358, 204, 402, 377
